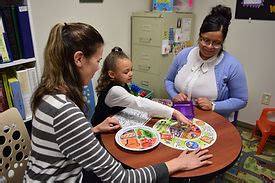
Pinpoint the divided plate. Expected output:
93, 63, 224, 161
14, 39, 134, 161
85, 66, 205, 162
115, 125, 160, 151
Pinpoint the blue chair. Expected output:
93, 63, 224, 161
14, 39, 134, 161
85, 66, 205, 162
83, 80, 96, 122
232, 111, 239, 126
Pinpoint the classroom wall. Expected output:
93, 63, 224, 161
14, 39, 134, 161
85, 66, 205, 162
28, 0, 275, 125
28, 0, 150, 85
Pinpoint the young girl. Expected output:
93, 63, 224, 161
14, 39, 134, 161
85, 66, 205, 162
92, 47, 192, 127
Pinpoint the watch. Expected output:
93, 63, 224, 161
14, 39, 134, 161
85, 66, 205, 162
211, 101, 215, 111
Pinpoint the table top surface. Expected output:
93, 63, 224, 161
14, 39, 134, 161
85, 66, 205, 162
101, 108, 242, 178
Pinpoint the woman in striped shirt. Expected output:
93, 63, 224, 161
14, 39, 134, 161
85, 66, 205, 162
24, 22, 213, 182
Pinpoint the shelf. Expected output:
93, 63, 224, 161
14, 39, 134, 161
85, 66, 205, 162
0, 58, 36, 69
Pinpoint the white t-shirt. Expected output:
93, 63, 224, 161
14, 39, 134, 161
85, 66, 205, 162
105, 86, 174, 118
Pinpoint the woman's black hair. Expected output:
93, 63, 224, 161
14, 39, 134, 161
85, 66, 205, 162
199, 5, 232, 41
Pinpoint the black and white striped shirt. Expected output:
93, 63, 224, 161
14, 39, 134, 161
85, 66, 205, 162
24, 94, 168, 182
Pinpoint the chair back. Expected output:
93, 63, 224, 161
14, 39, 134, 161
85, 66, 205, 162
231, 111, 239, 126
0, 108, 31, 182
83, 80, 96, 122
259, 108, 275, 133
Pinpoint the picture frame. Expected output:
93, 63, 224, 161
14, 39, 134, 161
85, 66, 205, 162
79, 0, 103, 3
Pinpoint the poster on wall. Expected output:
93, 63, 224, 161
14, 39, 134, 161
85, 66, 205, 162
235, 0, 275, 20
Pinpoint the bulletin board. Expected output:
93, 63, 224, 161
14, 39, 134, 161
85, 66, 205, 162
235, 0, 275, 20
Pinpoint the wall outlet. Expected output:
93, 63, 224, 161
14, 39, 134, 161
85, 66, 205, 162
261, 93, 272, 105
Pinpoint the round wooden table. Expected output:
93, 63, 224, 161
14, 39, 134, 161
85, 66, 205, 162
101, 108, 242, 178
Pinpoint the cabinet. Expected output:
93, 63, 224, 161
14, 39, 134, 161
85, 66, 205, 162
131, 12, 193, 98
0, 1, 38, 123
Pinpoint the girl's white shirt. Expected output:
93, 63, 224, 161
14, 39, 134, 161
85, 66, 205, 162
105, 86, 174, 118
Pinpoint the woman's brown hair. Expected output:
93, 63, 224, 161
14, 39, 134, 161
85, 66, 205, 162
31, 22, 104, 113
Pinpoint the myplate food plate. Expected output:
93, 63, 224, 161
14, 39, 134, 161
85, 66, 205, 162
115, 125, 160, 151
153, 118, 217, 151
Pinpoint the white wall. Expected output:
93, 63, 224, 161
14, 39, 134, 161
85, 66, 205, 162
28, 0, 275, 125
28, 0, 150, 86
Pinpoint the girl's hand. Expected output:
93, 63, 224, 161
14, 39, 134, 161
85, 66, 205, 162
173, 110, 192, 126
165, 149, 213, 174
92, 116, 121, 135
196, 97, 212, 111
172, 92, 188, 102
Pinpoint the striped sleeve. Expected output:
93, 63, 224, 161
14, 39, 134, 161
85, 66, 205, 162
53, 97, 169, 182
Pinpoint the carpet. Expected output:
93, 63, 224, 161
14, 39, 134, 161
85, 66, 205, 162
224, 129, 275, 183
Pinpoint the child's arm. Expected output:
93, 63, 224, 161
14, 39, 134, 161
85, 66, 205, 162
105, 86, 192, 125
105, 86, 173, 118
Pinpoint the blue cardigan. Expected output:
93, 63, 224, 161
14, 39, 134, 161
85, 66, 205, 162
165, 47, 248, 119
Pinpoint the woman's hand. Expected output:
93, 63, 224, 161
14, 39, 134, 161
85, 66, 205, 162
196, 97, 212, 111
173, 110, 192, 126
92, 116, 121, 135
165, 149, 213, 174
172, 92, 188, 102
